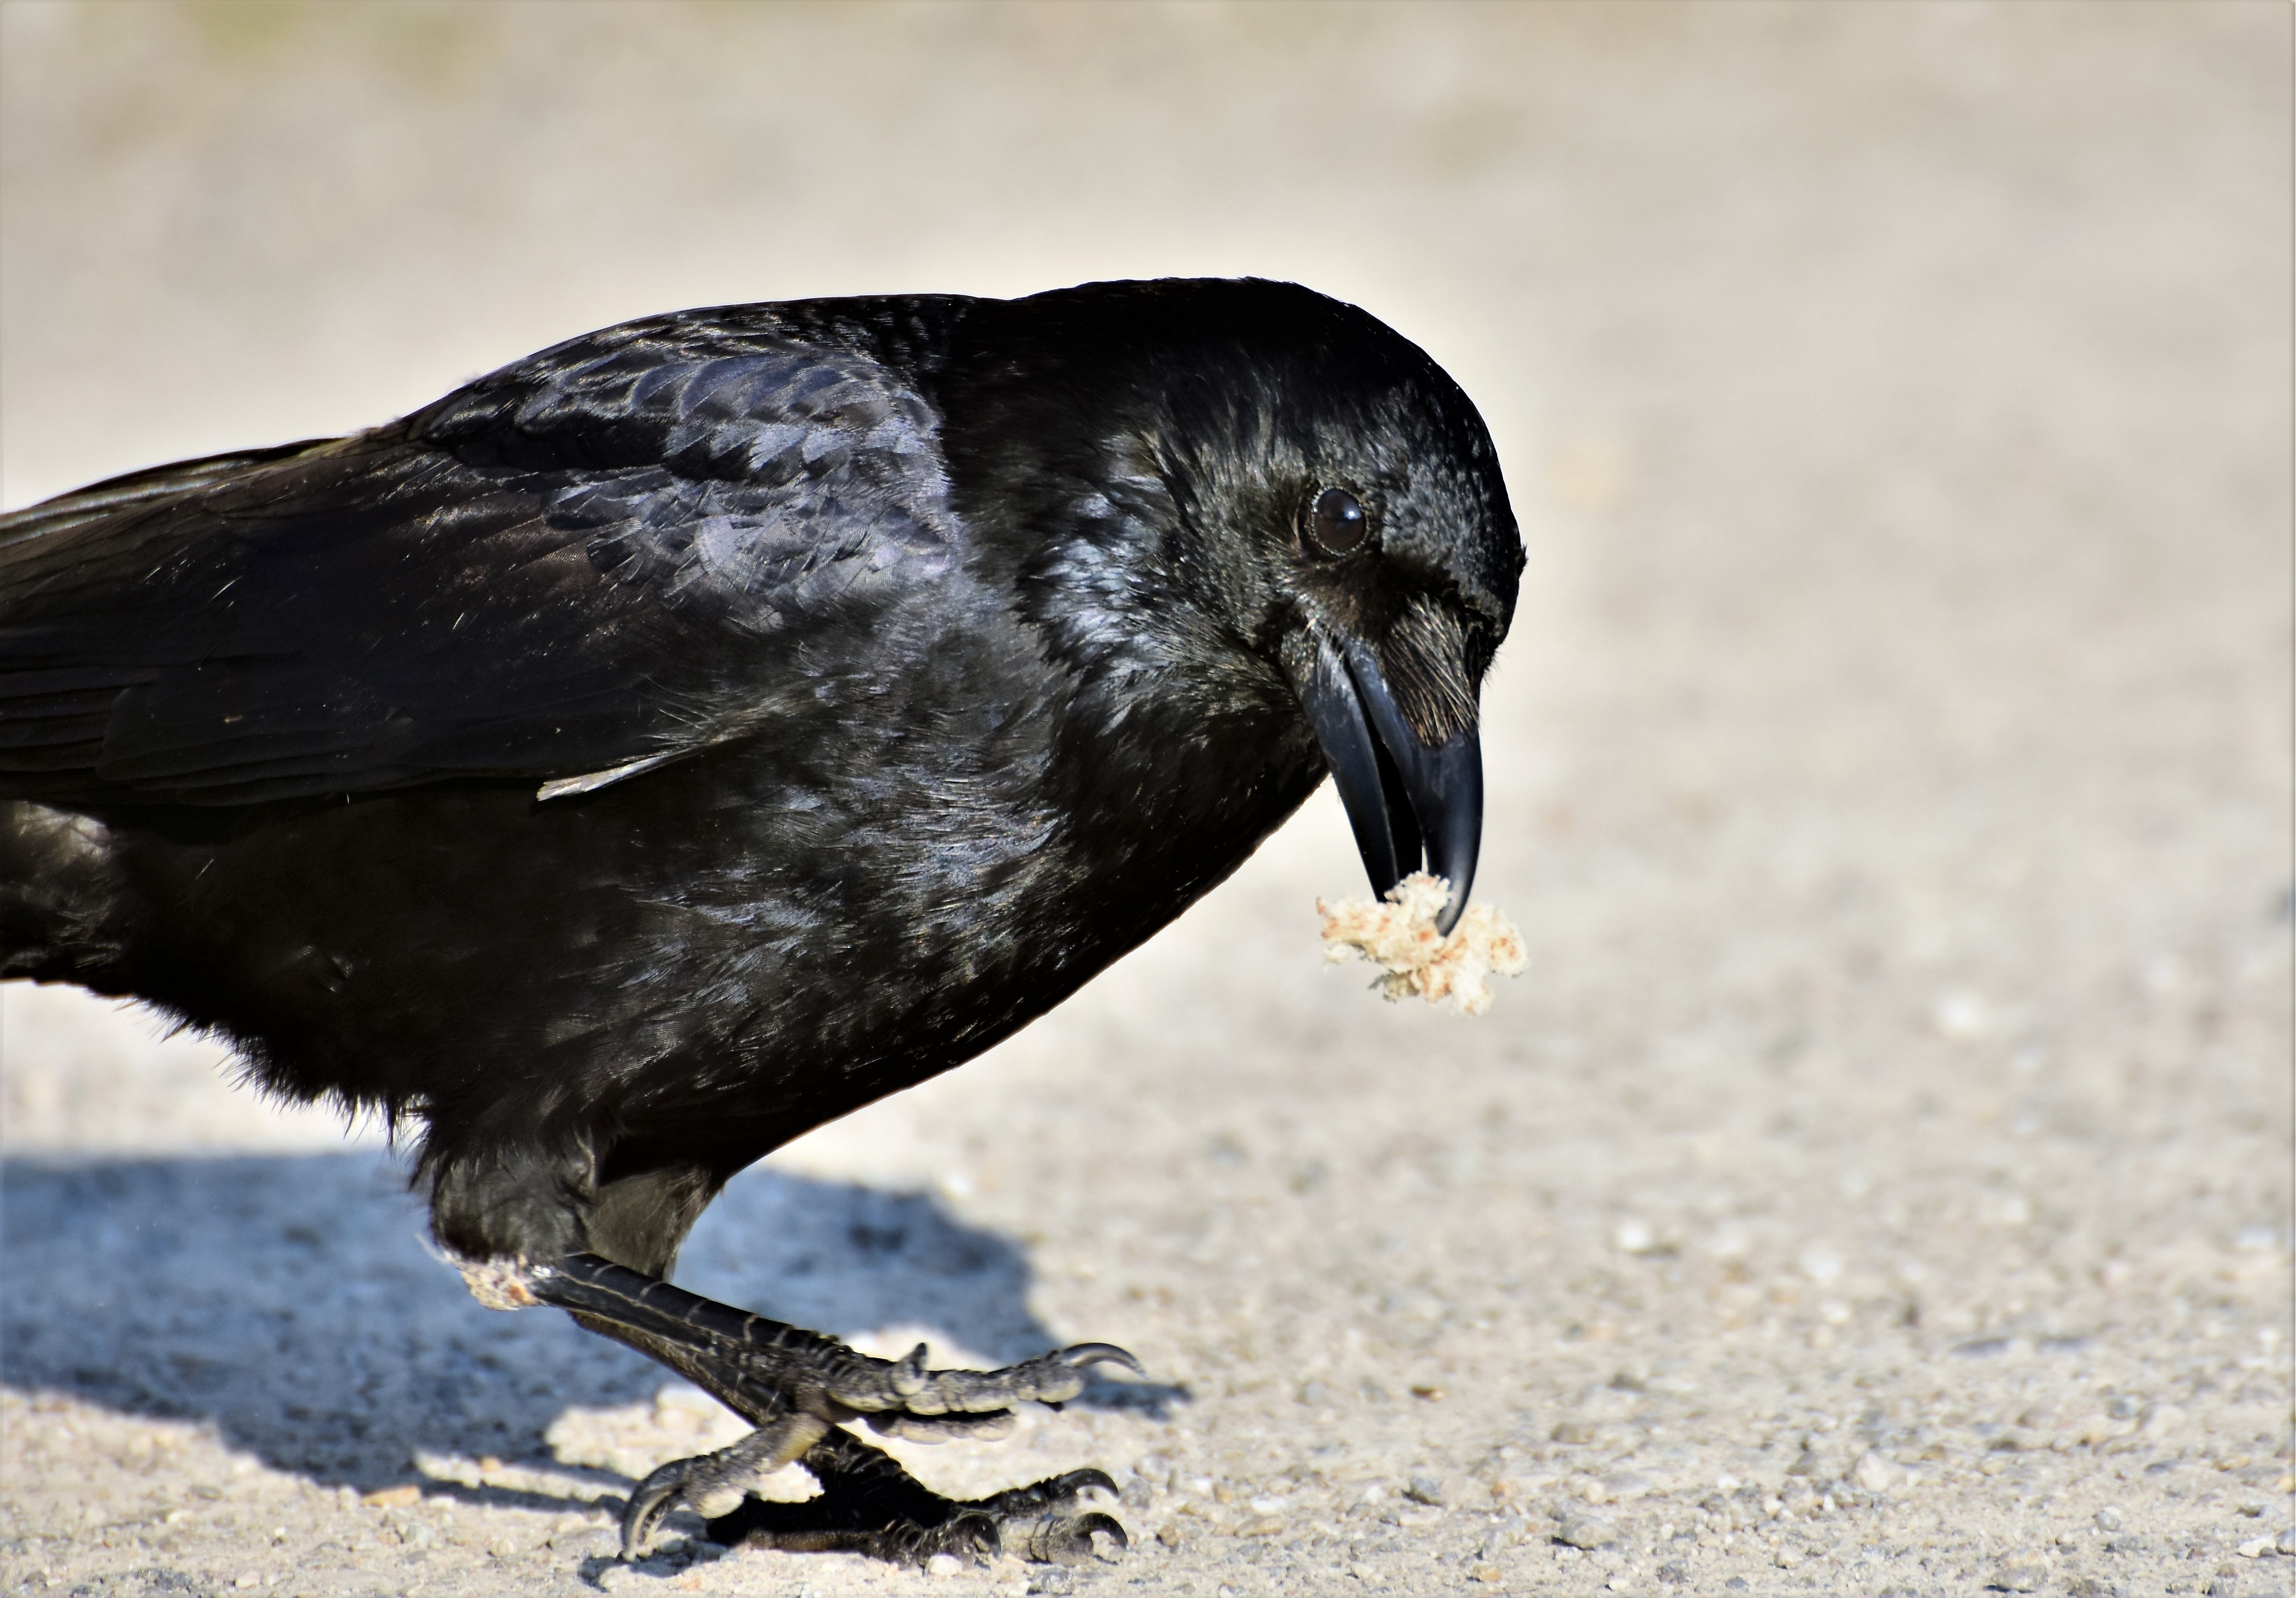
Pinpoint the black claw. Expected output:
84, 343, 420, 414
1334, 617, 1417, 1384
619, 1459, 688, 1560
890, 1341, 930, 1398
1021, 1510, 1130, 1565
1061, 1467, 1119, 1500
1076, 1511, 1129, 1555
1060, 1341, 1144, 1375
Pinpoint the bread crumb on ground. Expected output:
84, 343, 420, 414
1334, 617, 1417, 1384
1317, 872, 1527, 1016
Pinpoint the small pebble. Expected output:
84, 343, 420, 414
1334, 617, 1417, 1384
2094, 1507, 2123, 1531
1994, 1550, 2049, 1592
1404, 1473, 1444, 1505
1852, 1451, 1897, 1492
1554, 1512, 1616, 1550
2279, 1529, 2296, 1557
927, 1552, 962, 1576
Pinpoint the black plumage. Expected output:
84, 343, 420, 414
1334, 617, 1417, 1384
0, 278, 1521, 1564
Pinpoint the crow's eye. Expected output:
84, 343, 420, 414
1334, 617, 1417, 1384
1306, 486, 1369, 556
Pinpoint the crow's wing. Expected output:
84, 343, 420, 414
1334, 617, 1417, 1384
0, 310, 963, 805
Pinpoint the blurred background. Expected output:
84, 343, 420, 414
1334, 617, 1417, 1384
1, 4, 2288, 1593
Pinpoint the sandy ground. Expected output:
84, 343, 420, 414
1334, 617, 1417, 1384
2, 5, 2290, 1597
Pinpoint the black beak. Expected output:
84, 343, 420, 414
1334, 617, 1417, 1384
1298, 637, 1483, 934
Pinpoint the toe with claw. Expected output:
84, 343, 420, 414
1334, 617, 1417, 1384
980, 1469, 1130, 1565
621, 1413, 830, 1560
825, 1339, 1144, 1416
1010, 1510, 1130, 1565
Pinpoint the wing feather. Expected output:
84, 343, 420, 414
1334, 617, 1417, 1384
0, 304, 964, 805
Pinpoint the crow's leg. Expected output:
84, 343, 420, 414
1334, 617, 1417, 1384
526, 1252, 1139, 1425
509, 1253, 1135, 1562
702, 1425, 1127, 1567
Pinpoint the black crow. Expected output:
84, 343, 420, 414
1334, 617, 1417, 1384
0, 279, 1521, 1564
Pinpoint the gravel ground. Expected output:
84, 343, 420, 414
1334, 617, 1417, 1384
2, 6, 2289, 1598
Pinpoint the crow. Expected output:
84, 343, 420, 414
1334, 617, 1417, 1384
0, 278, 1521, 1565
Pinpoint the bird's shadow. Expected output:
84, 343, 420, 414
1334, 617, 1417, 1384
0, 1151, 1182, 1493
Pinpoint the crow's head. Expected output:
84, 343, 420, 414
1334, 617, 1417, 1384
949, 279, 1523, 930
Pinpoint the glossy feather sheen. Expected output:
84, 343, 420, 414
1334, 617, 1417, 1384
0, 279, 1521, 1250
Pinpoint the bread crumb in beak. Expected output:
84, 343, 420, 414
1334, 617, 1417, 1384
1317, 872, 1527, 1016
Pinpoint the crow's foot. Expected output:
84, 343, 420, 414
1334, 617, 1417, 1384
701, 1426, 1126, 1567
528, 1252, 1140, 1425
514, 1254, 1136, 1565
